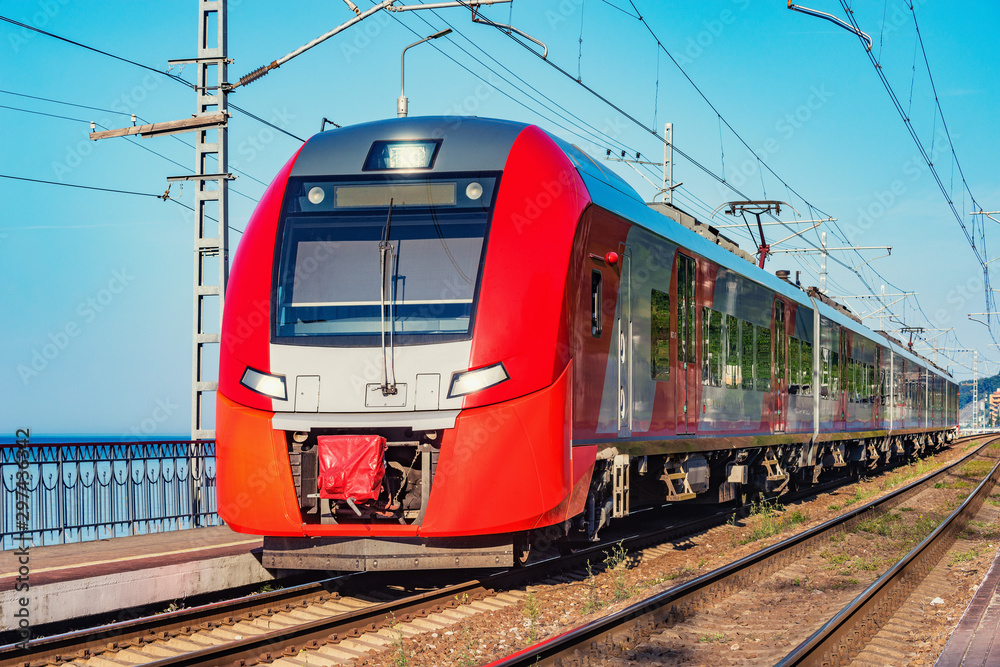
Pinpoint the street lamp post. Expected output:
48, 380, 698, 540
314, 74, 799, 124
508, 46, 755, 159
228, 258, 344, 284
398, 29, 452, 118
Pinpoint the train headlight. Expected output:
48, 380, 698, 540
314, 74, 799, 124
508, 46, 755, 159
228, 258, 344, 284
240, 367, 288, 401
447, 363, 509, 399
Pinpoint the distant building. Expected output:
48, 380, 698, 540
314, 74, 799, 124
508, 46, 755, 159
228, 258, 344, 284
990, 389, 1000, 426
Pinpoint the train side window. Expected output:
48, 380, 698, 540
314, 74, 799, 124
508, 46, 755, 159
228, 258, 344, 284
848, 359, 856, 403
703, 307, 722, 387
788, 337, 800, 393
725, 314, 740, 388
821, 347, 831, 398
591, 270, 603, 338
651, 289, 670, 381
755, 324, 771, 392
741, 319, 755, 391
801, 341, 813, 395
677, 254, 696, 365
831, 348, 840, 397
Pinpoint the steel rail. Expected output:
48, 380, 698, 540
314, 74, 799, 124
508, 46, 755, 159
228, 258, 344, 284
130, 509, 742, 667
775, 445, 1000, 666
0, 573, 357, 665
3, 504, 728, 666
5, 434, 976, 666
487, 434, 997, 666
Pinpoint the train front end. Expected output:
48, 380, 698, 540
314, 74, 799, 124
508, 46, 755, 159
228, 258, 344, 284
216, 117, 594, 570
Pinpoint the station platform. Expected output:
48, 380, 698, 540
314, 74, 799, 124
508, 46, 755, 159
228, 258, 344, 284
937, 546, 1000, 666
0, 526, 278, 629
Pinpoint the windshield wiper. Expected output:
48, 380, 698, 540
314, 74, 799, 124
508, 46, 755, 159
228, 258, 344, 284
378, 198, 398, 396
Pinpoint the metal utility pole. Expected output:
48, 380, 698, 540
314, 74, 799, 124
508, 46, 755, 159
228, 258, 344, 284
971, 210, 1000, 225
186, 0, 229, 440
663, 123, 674, 205
929, 347, 979, 431
829, 286, 915, 332
822, 232, 826, 294
972, 365, 981, 431
770, 235, 891, 295
91, 1, 231, 440
601, 124, 684, 204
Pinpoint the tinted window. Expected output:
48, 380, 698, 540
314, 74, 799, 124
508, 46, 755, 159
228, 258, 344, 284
274, 175, 497, 345
652, 289, 670, 381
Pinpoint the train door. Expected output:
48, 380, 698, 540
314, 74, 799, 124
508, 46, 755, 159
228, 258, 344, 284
676, 253, 697, 435
835, 329, 847, 433
773, 298, 788, 433
617, 250, 632, 438
872, 347, 881, 426
919, 369, 926, 428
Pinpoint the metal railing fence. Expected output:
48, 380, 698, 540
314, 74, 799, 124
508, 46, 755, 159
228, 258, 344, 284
2, 440, 220, 550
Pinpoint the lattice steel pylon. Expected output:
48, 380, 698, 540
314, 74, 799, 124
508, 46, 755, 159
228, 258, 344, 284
190, 0, 229, 440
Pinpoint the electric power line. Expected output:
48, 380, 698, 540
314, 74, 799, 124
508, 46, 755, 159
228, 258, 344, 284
0, 15, 305, 142
1, 173, 165, 198
836, 1, 994, 331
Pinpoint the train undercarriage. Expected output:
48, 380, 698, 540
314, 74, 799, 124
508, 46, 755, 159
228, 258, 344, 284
571, 428, 957, 545
265, 426, 956, 571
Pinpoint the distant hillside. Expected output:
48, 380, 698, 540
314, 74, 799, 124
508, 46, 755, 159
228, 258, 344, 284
960, 373, 1000, 409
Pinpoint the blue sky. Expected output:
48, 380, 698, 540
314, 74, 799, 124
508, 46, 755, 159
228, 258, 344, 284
2, 0, 998, 437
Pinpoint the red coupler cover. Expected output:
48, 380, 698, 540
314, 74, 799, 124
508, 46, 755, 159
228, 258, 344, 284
317, 435, 387, 502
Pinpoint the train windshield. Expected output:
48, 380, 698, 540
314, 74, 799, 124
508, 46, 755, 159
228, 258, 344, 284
273, 174, 498, 345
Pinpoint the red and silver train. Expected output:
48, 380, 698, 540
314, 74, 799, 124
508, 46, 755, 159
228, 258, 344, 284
217, 116, 959, 571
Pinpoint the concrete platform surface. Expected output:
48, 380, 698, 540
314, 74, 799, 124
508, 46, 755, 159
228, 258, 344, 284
0, 526, 273, 628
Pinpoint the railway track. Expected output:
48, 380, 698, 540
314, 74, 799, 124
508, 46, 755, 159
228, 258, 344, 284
487, 434, 1000, 666
3, 435, 979, 667
2, 505, 733, 666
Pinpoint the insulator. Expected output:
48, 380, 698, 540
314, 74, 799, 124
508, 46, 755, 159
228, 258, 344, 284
238, 62, 277, 88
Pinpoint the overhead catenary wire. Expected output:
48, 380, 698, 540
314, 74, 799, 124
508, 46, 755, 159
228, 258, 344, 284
0, 89, 273, 190
479, 1, 969, 359
0, 103, 92, 124
834, 2, 994, 322
0, 15, 305, 143
1, 173, 167, 199
614, 1, 936, 321
3, 7, 980, 371
0, 103, 259, 202
0, 174, 244, 236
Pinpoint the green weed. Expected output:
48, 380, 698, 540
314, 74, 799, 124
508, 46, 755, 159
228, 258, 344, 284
524, 592, 540, 642
388, 614, 408, 667
959, 460, 993, 478
605, 544, 632, 601
951, 547, 981, 564
583, 559, 602, 614
743, 502, 808, 543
